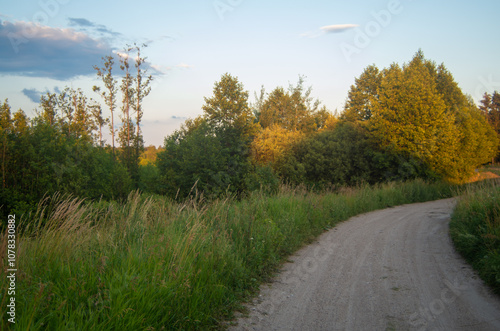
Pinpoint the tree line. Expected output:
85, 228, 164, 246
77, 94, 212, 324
0, 45, 152, 219
1, 50, 499, 220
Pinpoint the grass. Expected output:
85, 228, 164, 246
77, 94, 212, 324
0, 180, 457, 330
450, 179, 500, 294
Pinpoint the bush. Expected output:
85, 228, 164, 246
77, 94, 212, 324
450, 180, 500, 294
244, 164, 280, 194
278, 122, 374, 187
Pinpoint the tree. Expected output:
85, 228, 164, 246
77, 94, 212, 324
251, 124, 305, 167
39, 92, 58, 126
139, 145, 164, 166
131, 45, 153, 187
157, 122, 231, 198
94, 55, 118, 155
118, 46, 134, 149
202, 74, 257, 192
251, 85, 266, 121
347, 50, 499, 182
369, 57, 460, 180
479, 91, 500, 162
258, 78, 323, 133
57, 87, 93, 141
89, 101, 108, 147
342, 64, 381, 123
202, 73, 256, 136
132, 44, 153, 148
156, 74, 256, 198
278, 122, 374, 186
0, 99, 12, 189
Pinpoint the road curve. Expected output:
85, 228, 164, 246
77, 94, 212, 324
230, 198, 500, 330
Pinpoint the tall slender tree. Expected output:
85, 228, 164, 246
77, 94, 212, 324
119, 46, 134, 148
94, 55, 118, 155
132, 44, 153, 142
89, 101, 108, 147
0, 100, 12, 189
39, 92, 58, 126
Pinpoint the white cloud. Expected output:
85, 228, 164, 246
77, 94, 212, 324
321, 24, 359, 33
176, 63, 193, 69
300, 24, 359, 38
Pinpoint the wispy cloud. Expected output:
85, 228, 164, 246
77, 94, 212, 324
176, 63, 193, 69
21, 88, 42, 103
0, 20, 112, 80
68, 18, 94, 27
68, 17, 121, 39
300, 23, 359, 38
22, 86, 61, 103
321, 24, 359, 34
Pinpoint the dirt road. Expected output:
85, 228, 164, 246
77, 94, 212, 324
230, 199, 500, 330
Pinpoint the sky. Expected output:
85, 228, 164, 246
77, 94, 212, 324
1, 0, 500, 147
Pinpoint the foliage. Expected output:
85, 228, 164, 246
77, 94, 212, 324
278, 122, 375, 187
343, 50, 498, 183
243, 164, 280, 194
480, 91, 500, 161
258, 77, 329, 133
157, 74, 255, 199
202, 72, 257, 138
342, 64, 381, 123
157, 122, 235, 198
369, 58, 460, 180
139, 145, 164, 166
250, 124, 305, 166
0, 180, 456, 330
450, 179, 500, 294
0, 99, 132, 223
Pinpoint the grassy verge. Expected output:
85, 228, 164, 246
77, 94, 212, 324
1, 180, 455, 330
450, 179, 500, 294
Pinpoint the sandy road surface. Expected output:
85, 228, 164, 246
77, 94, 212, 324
230, 199, 500, 330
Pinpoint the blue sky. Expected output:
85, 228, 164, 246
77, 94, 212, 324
1, 0, 500, 146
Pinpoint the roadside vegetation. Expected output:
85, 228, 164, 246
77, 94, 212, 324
450, 179, 500, 294
0, 180, 456, 330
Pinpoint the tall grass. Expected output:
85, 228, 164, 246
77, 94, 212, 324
450, 179, 500, 294
1, 180, 455, 330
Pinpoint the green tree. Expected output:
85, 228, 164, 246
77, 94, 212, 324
342, 64, 381, 123
0, 99, 12, 189
39, 92, 58, 126
202, 73, 256, 136
278, 122, 374, 186
132, 44, 152, 149
157, 74, 256, 198
251, 124, 305, 166
479, 91, 500, 162
58, 87, 93, 141
157, 122, 231, 198
258, 77, 324, 133
89, 101, 108, 147
94, 55, 118, 155
119, 47, 134, 149
369, 56, 460, 180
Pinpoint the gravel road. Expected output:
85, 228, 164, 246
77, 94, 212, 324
230, 198, 500, 330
